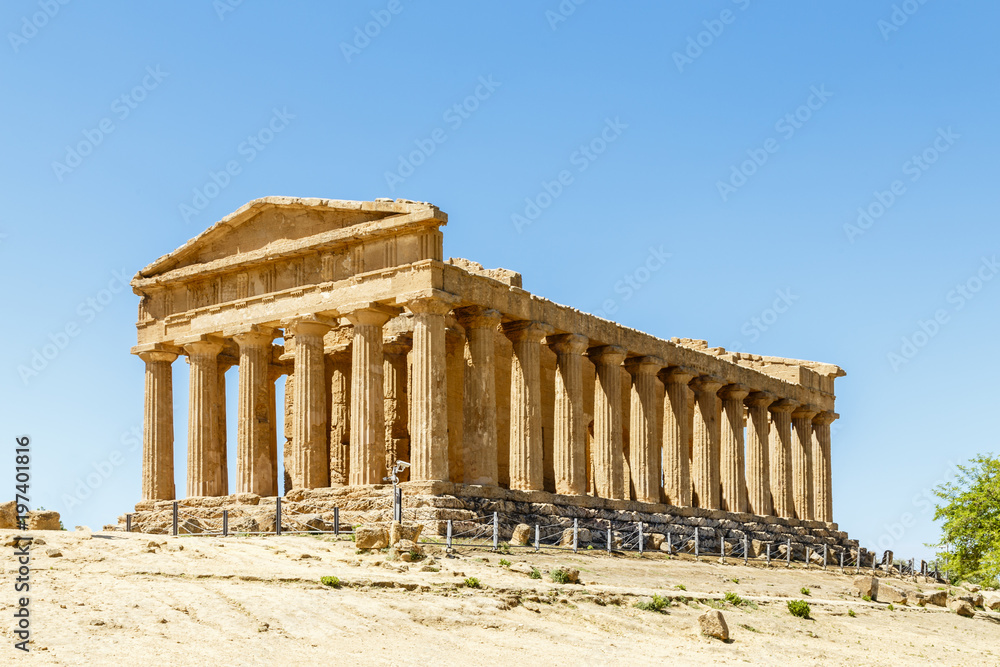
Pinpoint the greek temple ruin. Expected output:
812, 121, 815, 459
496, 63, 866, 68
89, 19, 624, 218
128, 197, 850, 546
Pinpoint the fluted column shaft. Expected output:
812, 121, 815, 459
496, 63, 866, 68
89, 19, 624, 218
408, 298, 452, 482
345, 309, 393, 485
589, 346, 627, 500
503, 321, 554, 491
812, 412, 837, 523
792, 405, 818, 521
661, 367, 694, 507
626, 357, 664, 504
287, 320, 332, 489
233, 328, 276, 496
745, 392, 775, 516
445, 326, 466, 483
690, 376, 723, 509
140, 350, 177, 501
383, 337, 410, 482
457, 307, 503, 486
327, 348, 351, 486
216, 361, 232, 496
267, 363, 282, 497
768, 399, 796, 518
550, 334, 589, 496
184, 339, 224, 497
719, 384, 750, 513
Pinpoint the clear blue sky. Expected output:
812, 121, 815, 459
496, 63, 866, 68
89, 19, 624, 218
2, 1, 997, 560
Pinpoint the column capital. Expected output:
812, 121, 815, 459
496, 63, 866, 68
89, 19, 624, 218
132, 342, 182, 361
660, 365, 696, 385
625, 356, 665, 375
137, 347, 180, 364
719, 383, 750, 401
768, 398, 799, 414
178, 334, 225, 358
792, 404, 819, 420
229, 324, 278, 347
548, 333, 589, 356
399, 289, 461, 315
588, 345, 627, 366
282, 315, 338, 337
502, 320, 554, 343
745, 390, 776, 408
454, 305, 503, 330
341, 304, 397, 328
812, 411, 839, 426
690, 375, 724, 395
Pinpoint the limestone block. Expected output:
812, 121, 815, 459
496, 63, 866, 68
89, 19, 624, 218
983, 592, 1000, 611
923, 590, 948, 608
905, 591, 926, 606
510, 562, 535, 576
355, 524, 389, 550
950, 599, 975, 617
853, 576, 876, 598
647, 533, 665, 550
26, 510, 61, 531
229, 516, 259, 533
389, 521, 423, 545
511, 523, 532, 546
0, 501, 17, 529
972, 593, 985, 608
698, 610, 730, 641
874, 581, 906, 604
177, 517, 203, 534
394, 539, 423, 559
577, 528, 592, 543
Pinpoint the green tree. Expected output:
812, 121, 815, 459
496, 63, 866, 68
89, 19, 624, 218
933, 454, 1000, 587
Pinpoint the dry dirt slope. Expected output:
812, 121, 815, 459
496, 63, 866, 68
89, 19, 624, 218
1, 528, 998, 666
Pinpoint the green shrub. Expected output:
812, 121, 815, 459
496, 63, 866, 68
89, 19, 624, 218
787, 599, 811, 618
887, 603, 895, 611
724, 591, 745, 606
731, 578, 739, 584
320, 576, 340, 588
529, 568, 542, 580
633, 594, 669, 613
848, 609, 856, 618
800, 587, 811, 596
675, 584, 686, 591
465, 577, 481, 589
550, 568, 571, 584
862, 594, 872, 602
499, 558, 511, 567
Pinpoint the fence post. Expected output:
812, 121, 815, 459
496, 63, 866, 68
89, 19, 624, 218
536, 524, 541, 553
172, 501, 178, 537
447, 519, 453, 550
721, 537, 725, 564
492, 512, 499, 550
695, 529, 700, 560
804, 546, 810, 569
573, 518, 579, 553
786, 538, 791, 568
823, 544, 828, 570
667, 532, 672, 555
856, 548, 861, 575
126, 514, 132, 533
394, 487, 403, 523
223, 510, 228, 537
743, 535, 749, 566
839, 548, 844, 573
766, 542, 771, 567
334, 507, 340, 537
638, 522, 644, 555
910, 558, 914, 579
606, 527, 612, 555
872, 548, 877, 574
275, 497, 282, 536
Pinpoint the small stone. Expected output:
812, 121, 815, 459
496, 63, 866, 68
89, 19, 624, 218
951, 600, 975, 617
45, 548, 62, 558
354, 525, 389, 550
511, 524, 532, 546
698, 609, 730, 641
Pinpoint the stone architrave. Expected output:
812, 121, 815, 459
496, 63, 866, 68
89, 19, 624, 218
405, 295, 454, 482
456, 307, 503, 487
139, 347, 179, 501
660, 367, 694, 507
744, 391, 775, 516
589, 346, 627, 500
549, 333, 589, 496
285, 317, 335, 489
812, 411, 837, 523
791, 404, 818, 521
768, 399, 797, 518
343, 307, 395, 486
231, 326, 277, 496
690, 375, 724, 509
182, 337, 225, 497
503, 320, 554, 491
625, 356, 664, 504
719, 384, 750, 513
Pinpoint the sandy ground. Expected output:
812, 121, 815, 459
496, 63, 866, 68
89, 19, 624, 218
1, 528, 997, 666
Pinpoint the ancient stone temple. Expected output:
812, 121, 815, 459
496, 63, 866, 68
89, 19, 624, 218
128, 197, 852, 551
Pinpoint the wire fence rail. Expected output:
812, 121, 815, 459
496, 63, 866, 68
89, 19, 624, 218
125, 501, 948, 582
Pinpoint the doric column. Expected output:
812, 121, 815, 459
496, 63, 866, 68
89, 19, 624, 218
689, 375, 724, 509
282, 368, 294, 494
549, 333, 589, 496
503, 320, 554, 491
744, 391, 775, 516
445, 325, 466, 483
383, 335, 410, 482
232, 326, 277, 496
792, 404, 818, 521
625, 357, 664, 504
719, 384, 750, 513
768, 399, 796, 518
406, 296, 453, 482
589, 345, 628, 500
343, 307, 394, 486
183, 338, 225, 497
139, 348, 178, 501
285, 317, 334, 489
267, 361, 283, 497
812, 411, 837, 523
456, 307, 503, 486
326, 346, 351, 486
660, 367, 694, 507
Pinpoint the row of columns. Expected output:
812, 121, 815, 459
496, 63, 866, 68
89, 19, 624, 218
139, 305, 837, 523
